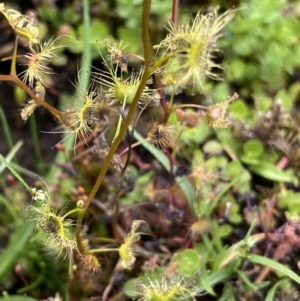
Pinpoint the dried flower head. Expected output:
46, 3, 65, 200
111, 154, 124, 172
118, 220, 144, 269
0, 3, 39, 44
189, 155, 220, 194
80, 254, 102, 274
159, 8, 237, 92
175, 109, 203, 128
20, 80, 45, 121
147, 122, 175, 149
19, 36, 65, 87
105, 39, 129, 72
189, 219, 210, 239
205, 92, 238, 128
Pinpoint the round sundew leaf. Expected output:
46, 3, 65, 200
218, 224, 233, 237
123, 278, 139, 298
278, 191, 300, 209
243, 139, 264, 158
242, 158, 298, 184
229, 99, 248, 119
203, 140, 223, 155
229, 213, 243, 225
171, 249, 201, 278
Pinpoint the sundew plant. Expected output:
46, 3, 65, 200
1, 0, 300, 300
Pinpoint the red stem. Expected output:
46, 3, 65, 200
0, 74, 63, 120
172, 0, 179, 27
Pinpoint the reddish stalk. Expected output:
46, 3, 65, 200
75, 0, 153, 253
0, 74, 63, 120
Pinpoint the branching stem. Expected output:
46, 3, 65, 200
10, 36, 19, 76
76, 0, 152, 253
0, 74, 63, 119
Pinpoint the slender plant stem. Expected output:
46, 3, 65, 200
154, 73, 170, 120
0, 105, 14, 151
1, 54, 24, 62
119, 139, 148, 156
79, 0, 91, 92
142, 0, 152, 67
88, 248, 119, 254
172, 0, 179, 27
76, 0, 153, 253
0, 74, 63, 119
10, 36, 19, 76
90, 237, 117, 243
169, 93, 175, 108
30, 114, 42, 165
62, 208, 83, 219
154, 0, 180, 122
171, 104, 208, 111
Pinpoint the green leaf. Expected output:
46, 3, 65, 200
171, 249, 201, 277
0, 141, 23, 174
201, 263, 236, 288
229, 99, 249, 119
236, 270, 261, 291
248, 254, 300, 285
0, 221, 35, 281
181, 123, 210, 146
199, 266, 216, 296
0, 152, 30, 191
0, 105, 14, 150
242, 139, 264, 158
77, 20, 109, 59
278, 191, 300, 209
0, 195, 18, 222
0, 297, 38, 301
241, 158, 297, 183
176, 176, 197, 213
117, 27, 142, 54
122, 170, 154, 205
213, 83, 229, 103
122, 278, 139, 298
265, 278, 289, 301
202, 140, 223, 155
218, 224, 233, 237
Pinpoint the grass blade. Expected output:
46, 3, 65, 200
248, 254, 300, 284
0, 141, 23, 174
0, 152, 30, 191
